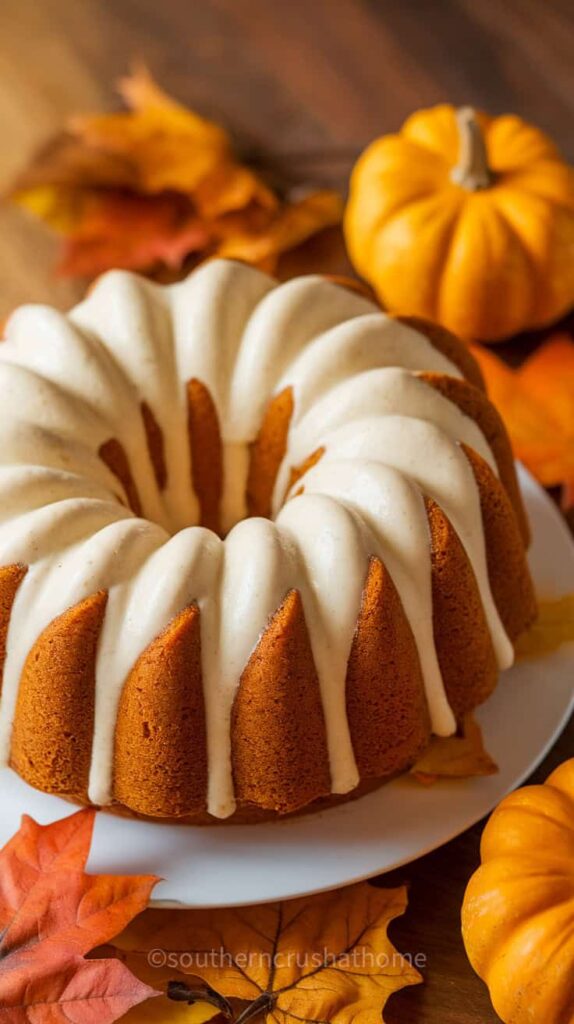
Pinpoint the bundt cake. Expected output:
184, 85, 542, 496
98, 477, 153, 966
0, 259, 536, 823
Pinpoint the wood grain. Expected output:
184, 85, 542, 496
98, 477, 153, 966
2, 0, 574, 317
0, 2, 573, 1021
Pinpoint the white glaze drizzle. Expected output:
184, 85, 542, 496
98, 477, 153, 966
0, 260, 515, 817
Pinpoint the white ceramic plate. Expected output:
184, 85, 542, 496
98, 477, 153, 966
0, 466, 572, 908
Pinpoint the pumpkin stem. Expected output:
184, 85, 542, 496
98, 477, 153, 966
451, 106, 492, 190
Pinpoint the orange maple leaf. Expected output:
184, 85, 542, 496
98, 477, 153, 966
113, 882, 422, 1024
10, 66, 342, 279
217, 191, 344, 269
472, 335, 574, 507
57, 192, 212, 277
410, 714, 498, 786
0, 809, 160, 1024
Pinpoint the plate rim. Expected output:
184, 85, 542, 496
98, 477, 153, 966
0, 466, 572, 908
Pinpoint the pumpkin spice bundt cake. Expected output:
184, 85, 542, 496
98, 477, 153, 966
0, 260, 536, 823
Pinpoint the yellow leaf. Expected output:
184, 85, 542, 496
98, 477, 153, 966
119, 992, 219, 1024
9, 67, 342, 280
193, 160, 276, 219
515, 594, 574, 660
105, 943, 226, 1024
410, 714, 498, 785
72, 66, 273, 211
216, 190, 344, 268
72, 67, 229, 195
113, 883, 421, 1024
11, 183, 86, 233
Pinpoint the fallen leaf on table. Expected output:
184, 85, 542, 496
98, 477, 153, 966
410, 714, 498, 785
0, 808, 160, 1024
10, 65, 342, 279
114, 978, 225, 1024
515, 594, 574, 660
216, 190, 345, 270
471, 335, 574, 508
112, 882, 422, 1024
73, 69, 233, 199
57, 192, 212, 278
96, 945, 229, 1024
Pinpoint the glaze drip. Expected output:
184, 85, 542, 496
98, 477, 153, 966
0, 260, 514, 818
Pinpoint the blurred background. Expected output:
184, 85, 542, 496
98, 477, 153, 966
1, 0, 573, 319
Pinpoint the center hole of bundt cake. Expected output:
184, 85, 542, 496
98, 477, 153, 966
186, 375, 285, 537
176, 379, 297, 536
101, 381, 298, 538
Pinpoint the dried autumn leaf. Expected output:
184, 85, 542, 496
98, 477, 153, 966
0, 957, 155, 1024
0, 809, 160, 1024
115, 977, 224, 1024
74, 67, 271, 213
410, 714, 498, 785
100, 946, 229, 1024
10, 66, 341, 279
11, 133, 137, 216
118, 1006, 220, 1024
472, 335, 574, 507
515, 594, 574, 660
113, 882, 421, 1024
193, 160, 276, 221
57, 192, 211, 277
216, 190, 344, 272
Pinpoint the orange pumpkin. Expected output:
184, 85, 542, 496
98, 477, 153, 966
344, 105, 574, 342
462, 759, 574, 1023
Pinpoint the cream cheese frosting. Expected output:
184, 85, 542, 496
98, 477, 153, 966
0, 259, 513, 818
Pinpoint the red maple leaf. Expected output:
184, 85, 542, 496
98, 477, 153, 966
0, 809, 160, 1024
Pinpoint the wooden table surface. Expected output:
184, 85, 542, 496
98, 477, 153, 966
0, 2, 573, 1022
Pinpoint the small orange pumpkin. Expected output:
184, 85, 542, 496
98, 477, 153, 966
462, 759, 574, 1023
344, 105, 574, 342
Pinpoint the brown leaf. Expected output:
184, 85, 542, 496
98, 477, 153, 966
410, 714, 498, 785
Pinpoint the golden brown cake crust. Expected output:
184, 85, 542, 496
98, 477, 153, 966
346, 556, 430, 778
0, 565, 27, 697
231, 589, 331, 814
141, 400, 168, 491
426, 499, 498, 717
463, 445, 537, 642
421, 372, 530, 546
322, 275, 378, 302
60, 772, 401, 825
10, 591, 108, 801
247, 386, 294, 518
99, 439, 142, 516
187, 377, 223, 534
288, 446, 326, 496
394, 315, 486, 391
113, 604, 208, 818
1, 280, 537, 825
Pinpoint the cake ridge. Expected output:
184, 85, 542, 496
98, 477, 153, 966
0, 259, 536, 821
